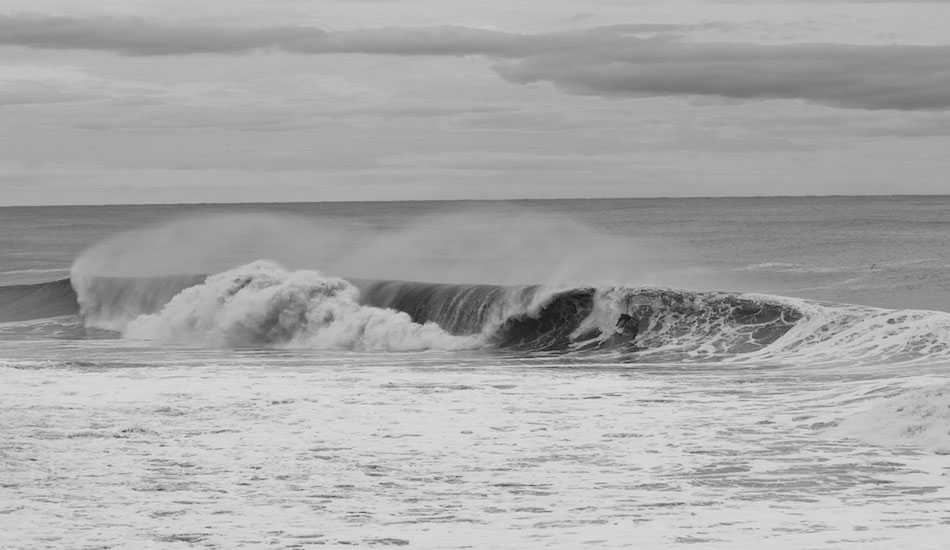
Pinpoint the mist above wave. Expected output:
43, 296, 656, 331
61, 206, 950, 361
68, 206, 724, 289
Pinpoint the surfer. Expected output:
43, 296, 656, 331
615, 313, 639, 341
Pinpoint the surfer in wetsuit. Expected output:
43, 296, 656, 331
615, 313, 639, 341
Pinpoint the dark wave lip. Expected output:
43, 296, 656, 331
354, 279, 801, 353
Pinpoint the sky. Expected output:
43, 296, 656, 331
1, 0, 949, 205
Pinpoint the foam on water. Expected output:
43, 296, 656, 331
833, 383, 950, 454
729, 298, 950, 366
118, 261, 478, 352
5, 200, 950, 548
2, 355, 949, 549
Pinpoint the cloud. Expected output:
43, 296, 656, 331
0, 13, 323, 55
2, 13, 949, 110
0, 86, 94, 106
71, 102, 515, 132
494, 37, 950, 111
0, 65, 123, 107
0, 74, 95, 106
0, 13, 513, 56
701, 109, 950, 138
0, 15, 691, 56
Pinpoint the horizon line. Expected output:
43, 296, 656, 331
2, 193, 948, 209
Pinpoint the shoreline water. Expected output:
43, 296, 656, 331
2, 197, 950, 549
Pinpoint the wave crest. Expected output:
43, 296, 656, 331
120, 261, 479, 351
7, 260, 950, 364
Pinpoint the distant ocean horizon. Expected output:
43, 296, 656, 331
4, 192, 948, 208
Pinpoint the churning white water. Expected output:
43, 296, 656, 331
3, 198, 950, 549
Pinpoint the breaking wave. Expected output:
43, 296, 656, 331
79, 262, 477, 352
3, 260, 949, 363
357, 278, 803, 357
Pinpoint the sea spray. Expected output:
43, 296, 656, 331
122, 261, 479, 351
69, 213, 349, 280
68, 206, 725, 289
60, 208, 950, 360
66, 206, 719, 339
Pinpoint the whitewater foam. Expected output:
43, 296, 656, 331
739, 299, 950, 366
833, 383, 950, 454
121, 261, 478, 352
3, 266, 944, 365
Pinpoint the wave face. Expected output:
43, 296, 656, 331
0, 279, 79, 323
358, 280, 803, 356
5, 261, 950, 363
73, 274, 207, 331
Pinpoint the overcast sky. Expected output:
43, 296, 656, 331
1, 0, 948, 205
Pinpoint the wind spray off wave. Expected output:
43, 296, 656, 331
18, 208, 949, 363
115, 261, 479, 351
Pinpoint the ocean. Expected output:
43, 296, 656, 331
2, 196, 949, 549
